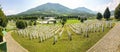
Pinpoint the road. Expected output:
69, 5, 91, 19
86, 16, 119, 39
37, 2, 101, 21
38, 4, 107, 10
87, 23, 120, 52
5, 31, 28, 52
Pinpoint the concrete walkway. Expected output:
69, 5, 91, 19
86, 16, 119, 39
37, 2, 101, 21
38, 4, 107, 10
5, 31, 28, 52
87, 23, 120, 52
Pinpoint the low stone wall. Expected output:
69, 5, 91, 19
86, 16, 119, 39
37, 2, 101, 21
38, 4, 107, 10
0, 37, 7, 52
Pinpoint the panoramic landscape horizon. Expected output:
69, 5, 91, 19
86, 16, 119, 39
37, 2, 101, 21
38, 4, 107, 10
0, 0, 120, 15
0, 0, 120, 52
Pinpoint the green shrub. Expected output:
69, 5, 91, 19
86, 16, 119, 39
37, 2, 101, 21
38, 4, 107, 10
16, 20, 27, 29
96, 12, 102, 20
0, 28, 3, 42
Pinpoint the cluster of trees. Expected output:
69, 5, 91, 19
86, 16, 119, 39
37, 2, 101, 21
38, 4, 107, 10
8, 16, 38, 21
78, 17, 87, 23
16, 20, 37, 29
96, 7, 111, 20
96, 3, 120, 20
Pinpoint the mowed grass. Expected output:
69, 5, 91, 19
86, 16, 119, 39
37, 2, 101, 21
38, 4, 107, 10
11, 20, 113, 52
67, 19, 80, 24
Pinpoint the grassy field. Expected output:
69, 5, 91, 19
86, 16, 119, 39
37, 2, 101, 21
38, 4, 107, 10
11, 19, 113, 52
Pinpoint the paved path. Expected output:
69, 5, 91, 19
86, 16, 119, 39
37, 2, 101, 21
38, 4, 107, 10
5, 31, 28, 52
87, 23, 120, 52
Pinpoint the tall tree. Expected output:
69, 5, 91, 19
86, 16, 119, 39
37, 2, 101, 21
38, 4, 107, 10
114, 3, 120, 20
0, 6, 8, 28
103, 7, 111, 20
96, 12, 102, 20
61, 17, 67, 27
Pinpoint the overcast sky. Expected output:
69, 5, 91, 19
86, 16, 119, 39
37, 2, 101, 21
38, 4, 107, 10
0, 0, 120, 15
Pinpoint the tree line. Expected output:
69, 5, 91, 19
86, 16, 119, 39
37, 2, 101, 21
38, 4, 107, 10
96, 3, 120, 20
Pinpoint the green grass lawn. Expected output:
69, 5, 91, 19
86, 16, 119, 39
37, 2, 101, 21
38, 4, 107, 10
11, 19, 113, 52
67, 19, 80, 24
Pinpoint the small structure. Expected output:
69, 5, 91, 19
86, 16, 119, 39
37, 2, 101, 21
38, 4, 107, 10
47, 18, 56, 23
37, 17, 56, 24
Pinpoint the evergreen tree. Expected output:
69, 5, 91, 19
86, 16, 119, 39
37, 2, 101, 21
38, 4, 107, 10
103, 7, 111, 20
96, 12, 102, 20
114, 3, 120, 20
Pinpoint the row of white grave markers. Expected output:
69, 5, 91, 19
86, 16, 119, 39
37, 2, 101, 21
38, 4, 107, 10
67, 30, 72, 41
69, 21, 114, 37
59, 28, 64, 38
14, 25, 62, 43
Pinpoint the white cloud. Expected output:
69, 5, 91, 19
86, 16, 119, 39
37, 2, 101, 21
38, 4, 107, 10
93, 0, 120, 13
107, 0, 120, 10
3, 9, 18, 15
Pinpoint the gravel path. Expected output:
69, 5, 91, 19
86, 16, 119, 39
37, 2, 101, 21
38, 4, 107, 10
87, 23, 120, 52
5, 31, 28, 52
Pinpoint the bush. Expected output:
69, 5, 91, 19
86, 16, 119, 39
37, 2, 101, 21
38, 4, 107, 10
0, 28, 3, 42
78, 17, 81, 20
53, 21, 56, 24
61, 17, 67, 27
33, 21, 37, 26
29, 20, 33, 26
80, 18, 84, 23
16, 20, 27, 29
96, 12, 102, 20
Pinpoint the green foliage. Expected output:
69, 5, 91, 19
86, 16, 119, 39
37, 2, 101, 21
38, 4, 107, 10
0, 8, 8, 27
41, 17, 44, 20
114, 4, 120, 20
78, 17, 81, 20
103, 7, 111, 20
80, 17, 87, 23
33, 21, 37, 26
61, 17, 67, 27
0, 28, 3, 42
16, 20, 27, 29
84, 17, 87, 20
53, 21, 56, 24
96, 12, 102, 20
81, 18, 84, 23
29, 20, 33, 26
